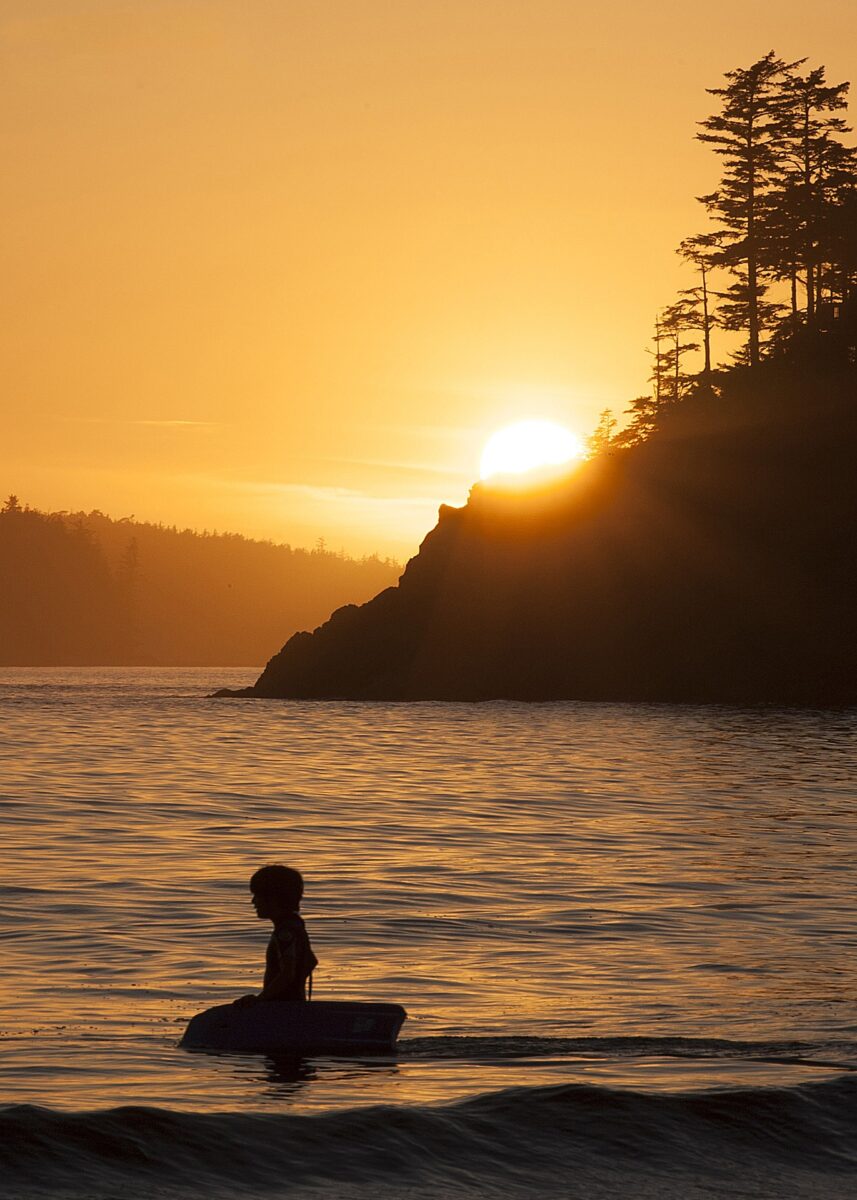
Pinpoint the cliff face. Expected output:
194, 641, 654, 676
231, 356, 857, 704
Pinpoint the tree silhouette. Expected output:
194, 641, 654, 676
677, 234, 720, 376
646, 316, 672, 409
697, 51, 798, 365
775, 64, 855, 322
587, 409, 618, 456
824, 184, 857, 304
714, 270, 785, 365
660, 299, 701, 402
614, 394, 660, 447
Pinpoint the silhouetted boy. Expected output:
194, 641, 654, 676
236, 864, 318, 1004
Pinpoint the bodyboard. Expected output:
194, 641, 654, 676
180, 999, 407, 1053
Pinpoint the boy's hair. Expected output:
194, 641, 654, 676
250, 864, 304, 910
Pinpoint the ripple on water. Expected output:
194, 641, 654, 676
1, 667, 856, 1111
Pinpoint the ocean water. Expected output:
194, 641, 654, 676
1, 667, 856, 1198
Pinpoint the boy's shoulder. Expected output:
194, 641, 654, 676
273, 913, 305, 940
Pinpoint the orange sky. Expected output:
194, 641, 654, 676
3, 1, 855, 557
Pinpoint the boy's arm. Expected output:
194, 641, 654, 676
259, 928, 298, 1000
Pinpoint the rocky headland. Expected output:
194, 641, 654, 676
218, 340, 857, 705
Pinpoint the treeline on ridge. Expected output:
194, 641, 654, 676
0, 498, 400, 666
588, 50, 857, 453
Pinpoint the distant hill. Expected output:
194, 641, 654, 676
221, 327, 857, 704
0, 505, 399, 666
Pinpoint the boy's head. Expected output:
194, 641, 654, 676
249, 864, 304, 920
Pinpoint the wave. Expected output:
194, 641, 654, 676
2, 1074, 856, 1199
399, 1033, 857, 1066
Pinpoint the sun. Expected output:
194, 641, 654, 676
480, 419, 584, 481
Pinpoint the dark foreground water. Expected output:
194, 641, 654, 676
1, 668, 856, 1198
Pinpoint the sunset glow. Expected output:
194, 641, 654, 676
3, 6, 857, 1193
479, 420, 584, 480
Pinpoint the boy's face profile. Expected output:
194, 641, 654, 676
251, 888, 274, 920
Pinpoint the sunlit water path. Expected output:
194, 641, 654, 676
1, 669, 856, 1197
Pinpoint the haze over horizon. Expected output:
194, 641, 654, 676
3, 0, 855, 557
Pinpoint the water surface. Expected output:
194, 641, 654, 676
1, 669, 855, 1197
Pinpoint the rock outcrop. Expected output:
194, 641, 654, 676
218, 350, 857, 704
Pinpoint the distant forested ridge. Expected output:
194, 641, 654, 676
0, 500, 399, 666
221, 51, 857, 705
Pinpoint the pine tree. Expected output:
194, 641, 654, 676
678, 234, 720, 377
714, 270, 784, 365
697, 51, 797, 365
764, 171, 806, 323
587, 409, 618, 456
646, 316, 672, 408
660, 300, 701, 400
774, 64, 855, 321
614, 394, 660, 448
825, 183, 857, 303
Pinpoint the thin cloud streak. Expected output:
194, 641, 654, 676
234, 479, 459, 511
59, 418, 220, 428
319, 456, 469, 483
